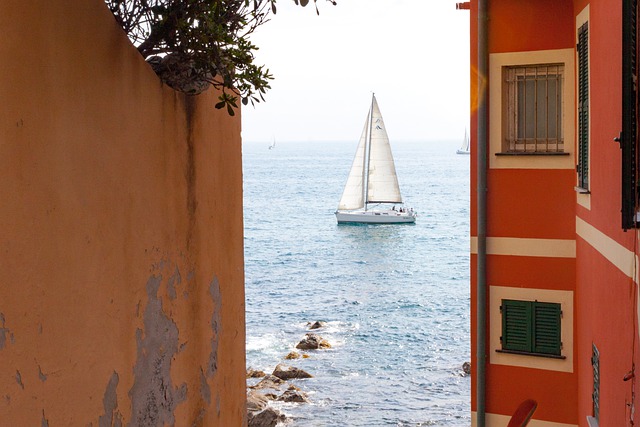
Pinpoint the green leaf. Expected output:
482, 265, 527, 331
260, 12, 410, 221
227, 96, 238, 108
227, 103, 235, 116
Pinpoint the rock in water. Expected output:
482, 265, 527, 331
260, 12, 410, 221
246, 390, 269, 411
277, 388, 310, 403
295, 333, 331, 350
285, 351, 300, 360
247, 407, 286, 427
307, 320, 326, 330
247, 368, 266, 378
462, 361, 471, 376
252, 375, 286, 390
272, 364, 313, 380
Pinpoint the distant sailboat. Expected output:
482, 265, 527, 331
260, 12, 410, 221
268, 139, 276, 150
456, 129, 470, 154
335, 94, 416, 224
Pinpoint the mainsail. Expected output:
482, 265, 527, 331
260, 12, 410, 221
366, 96, 402, 204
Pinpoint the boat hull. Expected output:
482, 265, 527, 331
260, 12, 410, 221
335, 209, 416, 224
456, 149, 470, 154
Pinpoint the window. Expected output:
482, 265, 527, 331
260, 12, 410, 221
577, 22, 590, 190
503, 64, 564, 153
499, 299, 563, 357
621, 0, 638, 229
592, 344, 600, 422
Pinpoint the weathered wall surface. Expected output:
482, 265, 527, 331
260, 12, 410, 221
0, 1, 245, 426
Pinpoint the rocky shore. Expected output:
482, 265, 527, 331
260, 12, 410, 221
246, 321, 330, 427
246, 320, 470, 426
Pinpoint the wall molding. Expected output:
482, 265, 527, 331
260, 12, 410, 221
470, 236, 576, 258
575, 217, 636, 280
471, 411, 577, 427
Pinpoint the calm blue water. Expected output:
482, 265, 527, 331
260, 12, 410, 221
243, 140, 470, 426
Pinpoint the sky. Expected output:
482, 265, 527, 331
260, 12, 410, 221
240, 0, 471, 143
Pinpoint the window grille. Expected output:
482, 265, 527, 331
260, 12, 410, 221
592, 343, 600, 421
504, 64, 564, 153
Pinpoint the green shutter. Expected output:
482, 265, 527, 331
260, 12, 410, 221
532, 302, 561, 355
621, 0, 638, 230
577, 22, 589, 190
502, 299, 532, 352
502, 299, 562, 356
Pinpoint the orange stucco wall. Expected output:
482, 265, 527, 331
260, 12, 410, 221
573, 1, 639, 425
486, 170, 576, 240
0, 1, 245, 426
488, 0, 574, 54
469, 0, 578, 424
575, 238, 637, 426
471, 0, 640, 426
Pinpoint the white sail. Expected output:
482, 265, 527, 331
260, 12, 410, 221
337, 116, 368, 210
457, 129, 470, 154
366, 96, 402, 204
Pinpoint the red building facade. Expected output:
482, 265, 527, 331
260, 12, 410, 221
468, 0, 640, 425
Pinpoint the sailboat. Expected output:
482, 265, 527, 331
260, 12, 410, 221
456, 129, 470, 154
268, 138, 276, 150
335, 94, 416, 224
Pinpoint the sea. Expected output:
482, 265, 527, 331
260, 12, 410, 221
243, 139, 471, 427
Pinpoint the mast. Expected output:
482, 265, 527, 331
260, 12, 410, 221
363, 93, 374, 211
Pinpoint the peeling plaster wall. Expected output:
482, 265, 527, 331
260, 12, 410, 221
0, 1, 246, 425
